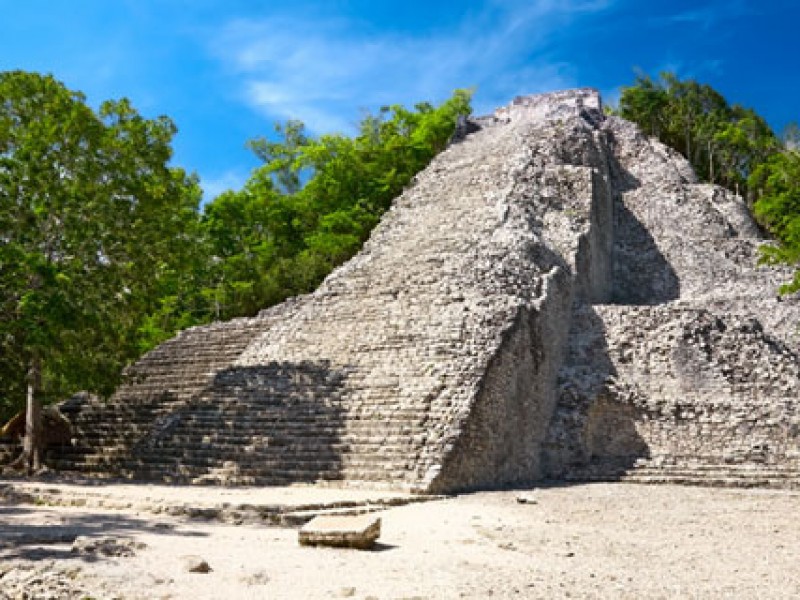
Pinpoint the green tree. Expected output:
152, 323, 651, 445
616, 72, 670, 138
0, 71, 202, 470
199, 89, 473, 319
750, 150, 800, 292
246, 119, 308, 195
618, 72, 778, 197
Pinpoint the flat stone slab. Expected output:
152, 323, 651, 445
298, 513, 381, 549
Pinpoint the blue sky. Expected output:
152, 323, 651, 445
1, 0, 797, 201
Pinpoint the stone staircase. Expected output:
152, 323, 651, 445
50, 316, 271, 479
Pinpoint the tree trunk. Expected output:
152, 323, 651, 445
708, 140, 714, 183
20, 356, 43, 473
685, 123, 692, 166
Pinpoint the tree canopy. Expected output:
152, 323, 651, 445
0, 71, 202, 453
618, 71, 779, 195
750, 149, 800, 292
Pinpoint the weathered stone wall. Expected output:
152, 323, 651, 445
542, 110, 800, 486
50, 88, 800, 491
598, 307, 800, 466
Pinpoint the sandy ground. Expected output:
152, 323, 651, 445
2, 482, 800, 599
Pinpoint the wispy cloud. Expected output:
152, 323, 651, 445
201, 169, 250, 202
208, 1, 614, 134
663, 0, 751, 30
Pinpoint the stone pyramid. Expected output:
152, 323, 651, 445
51, 89, 800, 492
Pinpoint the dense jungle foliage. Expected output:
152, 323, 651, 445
0, 71, 203, 434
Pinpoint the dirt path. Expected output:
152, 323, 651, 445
2, 482, 799, 599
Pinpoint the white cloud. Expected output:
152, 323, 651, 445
208, 1, 613, 134
201, 169, 250, 203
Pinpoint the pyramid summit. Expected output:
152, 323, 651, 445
48, 89, 800, 492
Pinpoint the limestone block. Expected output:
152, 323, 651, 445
299, 514, 381, 549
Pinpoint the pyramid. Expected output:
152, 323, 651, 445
50, 90, 800, 492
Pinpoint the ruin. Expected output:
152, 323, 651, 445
46, 89, 800, 493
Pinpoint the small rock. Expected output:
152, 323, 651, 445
516, 493, 537, 505
182, 555, 212, 573
338, 587, 356, 597
498, 542, 517, 551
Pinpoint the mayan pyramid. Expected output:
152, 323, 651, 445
50, 89, 800, 492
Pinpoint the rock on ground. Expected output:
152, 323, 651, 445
299, 514, 382, 549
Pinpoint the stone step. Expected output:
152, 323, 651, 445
52, 444, 418, 468
115, 459, 346, 476
62, 413, 434, 429
628, 465, 800, 479
621, 473, 800, 490
50, 445, 423, 469
67, 420, 433, 436
57, 440, 425, 462
562, 463, 800, 490
279, 505, 384, 527
47, 460, 399, 486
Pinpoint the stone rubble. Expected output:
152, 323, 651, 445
42, 88, 800, 492
71, 535, 146, 557
0, 563, 99, 600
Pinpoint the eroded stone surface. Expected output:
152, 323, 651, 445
541, 111, 800, 485
0, 563, 98, 600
